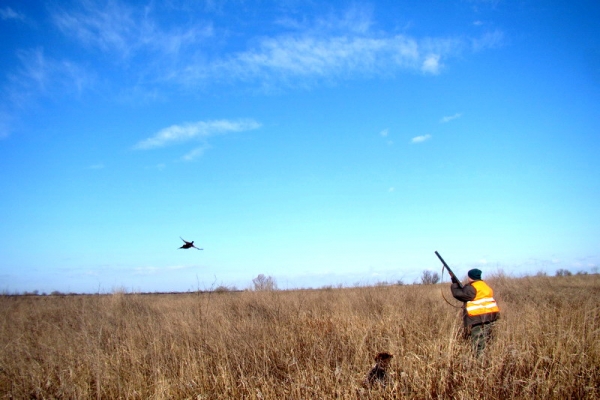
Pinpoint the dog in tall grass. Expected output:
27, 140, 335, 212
363, 352, 393, 387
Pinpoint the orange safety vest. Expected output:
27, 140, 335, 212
466, 280, 500, 317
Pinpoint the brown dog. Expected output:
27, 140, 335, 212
363, 352, 393, 387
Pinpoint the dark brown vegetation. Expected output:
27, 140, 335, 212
1, 274, 599, 399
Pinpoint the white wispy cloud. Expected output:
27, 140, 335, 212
167, 265, 194, 270
421, 54, 441, 74
411, 134, 431, 143
52, 2, 136, 56
379, 128, 393, 145
48, 3, 502, 90
180, 33, 449, 88
440, 113, 462, 123
133, 266, 160, 275
182, 144, 212, 162
1, 4, 504, 138
11, 49, 49, 95
0, 7, 25, 21
51, 2, 213, 61
134, 119, 261, 150
0, 111, 11, 139
133, 265, 195, 275
7, 48, 95, 106
471, 30, 504, 51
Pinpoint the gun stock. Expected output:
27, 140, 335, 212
435, 251, 463, 289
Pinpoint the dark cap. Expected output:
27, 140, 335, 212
468, 269, 482, 280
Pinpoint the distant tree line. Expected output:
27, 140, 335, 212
7, 267, 600, 296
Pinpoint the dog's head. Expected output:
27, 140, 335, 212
374, 352, 393, 367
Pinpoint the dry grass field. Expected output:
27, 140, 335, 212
1, 274, 599, 399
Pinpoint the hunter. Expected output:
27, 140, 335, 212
451, 268, 500, 356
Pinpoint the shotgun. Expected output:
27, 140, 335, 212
435, 251, 463, 289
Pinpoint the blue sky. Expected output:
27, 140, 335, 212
1, 1, 599, 293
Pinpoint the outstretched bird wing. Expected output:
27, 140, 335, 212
179, 237, 202, 249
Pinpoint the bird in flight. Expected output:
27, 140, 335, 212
179, 237, 203, 250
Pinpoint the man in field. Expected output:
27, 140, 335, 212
451, 269, 500, 357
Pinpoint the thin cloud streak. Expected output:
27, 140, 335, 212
0, 111, 11, 139
0, 4, 504, 139
49, 3, 500, 89
182, 144, 211, 162
51, 2, 214, 60
173, 22, 498, 89
88, 163, 105, 170
134, 119, 261, 150
441, 113, 462, 123
0, 7, 25, 21
7, 48, 95, 106
411, 134, 431, 143
179, 34, 457, 88
472, 30, 504, 51
133, 265, 196, 275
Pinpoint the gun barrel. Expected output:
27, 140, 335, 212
434, 251, 448, 267
435, 251, 463, 289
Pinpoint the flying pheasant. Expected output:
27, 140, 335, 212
179, 237, 203, 250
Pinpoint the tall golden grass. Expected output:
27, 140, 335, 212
1, 274, 598, 399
